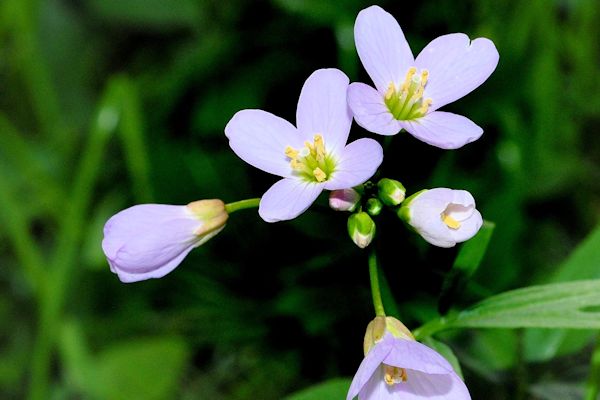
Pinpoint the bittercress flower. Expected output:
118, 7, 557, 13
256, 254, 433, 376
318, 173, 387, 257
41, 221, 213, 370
348, 316, 470, 400
102, 200, 228, 283
398, 188, 482, 248
348, 5, 499, 149
225, 68, 383, 222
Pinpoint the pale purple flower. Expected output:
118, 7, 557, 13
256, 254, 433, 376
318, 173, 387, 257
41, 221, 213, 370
348, 5, 499, 149
225, 68, 383, 222
102, 200, 228, 283
348, 333, 470, 400
398, 188, 482, 248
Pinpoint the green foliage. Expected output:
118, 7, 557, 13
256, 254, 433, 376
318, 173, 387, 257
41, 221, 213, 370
449, 280, 600, 329
283, 378, 352, 400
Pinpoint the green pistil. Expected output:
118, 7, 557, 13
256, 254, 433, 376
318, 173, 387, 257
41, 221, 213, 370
384, 68, 432, 121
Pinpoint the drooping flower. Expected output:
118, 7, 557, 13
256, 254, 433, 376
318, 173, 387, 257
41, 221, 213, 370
348, 316, 470, 400
102, 200, 228, 283
398, 188, 482, 248
348, 5, 499, 149
225, 68, 384, 222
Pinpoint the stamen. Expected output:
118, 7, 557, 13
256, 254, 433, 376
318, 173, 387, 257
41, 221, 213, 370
442, 213, 461, 229
384, 67, 431, 121
384, 365, 408, 386
313, 167, 326, 182
284, 134, 334, 183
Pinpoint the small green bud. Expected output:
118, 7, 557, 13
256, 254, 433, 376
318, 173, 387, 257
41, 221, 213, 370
377, 178, 406, 207
347, 212, 376, 249
366, 197, 383, 216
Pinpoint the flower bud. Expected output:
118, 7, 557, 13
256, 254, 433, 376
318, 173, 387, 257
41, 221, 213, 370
398, 188, 482, 248
102, 200, 228, 283
377, 178, 406, 206
366, 197, 383, 216
329, 188, 361, 212
347, 212, 376, 249
363, 316, 414, 355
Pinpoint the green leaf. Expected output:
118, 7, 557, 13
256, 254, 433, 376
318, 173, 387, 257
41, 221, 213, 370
284, 378, 352, 400
85, 0, 199, 29
89, 337, 189, 400
525, 224, 600, 361
439, 220, 495, 314
448, 279, 600, 329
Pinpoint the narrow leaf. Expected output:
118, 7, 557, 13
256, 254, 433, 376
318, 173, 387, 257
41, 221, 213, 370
448, 279, 600, 329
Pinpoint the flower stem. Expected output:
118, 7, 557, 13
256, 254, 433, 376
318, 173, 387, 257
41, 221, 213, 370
225, 198, 261, 214
368, 250, 386, 317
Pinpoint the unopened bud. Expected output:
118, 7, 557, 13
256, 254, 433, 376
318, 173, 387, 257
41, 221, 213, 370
347, 212, 376, 249
366, 198, 383, 216
378, 178, 406, 206
329, 188, 361, 211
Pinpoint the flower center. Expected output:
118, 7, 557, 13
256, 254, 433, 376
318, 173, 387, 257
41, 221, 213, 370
383, 365, 407, 385
442, 213, 461, 229
285, 134, 336, 183
441, 203, 473, 230
384, 67, 432, 121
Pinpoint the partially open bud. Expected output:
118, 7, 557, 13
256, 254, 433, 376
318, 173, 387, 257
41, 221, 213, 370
102, 199, 228, 283
347, 212, 376, 249
329, 188, 361, 212
398, 188, 482, 248
363, 316, 414, 355
377, 178, 406, 206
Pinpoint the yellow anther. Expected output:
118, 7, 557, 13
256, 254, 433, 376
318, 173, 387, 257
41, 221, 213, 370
401, 67, 417, 91
314, 134, 325, 154
290, 159, 303, 170
420, 69, 429, 85
385, 83, 395, 100
442, 213, 461, 229
313, 167, 327, 182
384, 365, 408, 386
285, 146, 299, 159
418, 98, 433, 115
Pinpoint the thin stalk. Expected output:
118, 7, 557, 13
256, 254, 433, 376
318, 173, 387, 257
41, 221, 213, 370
225, 198, 261, 214
368, 250, 386, 317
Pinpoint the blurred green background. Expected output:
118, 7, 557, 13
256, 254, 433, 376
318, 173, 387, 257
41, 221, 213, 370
1, 0, 599, 399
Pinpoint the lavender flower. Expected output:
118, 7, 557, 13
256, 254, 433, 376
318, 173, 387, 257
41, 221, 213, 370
348, 317, 470, 400
348, 5, 499, 149
398, 188, 482, 248
225, 68, 383, 222
102, 200, 228, 283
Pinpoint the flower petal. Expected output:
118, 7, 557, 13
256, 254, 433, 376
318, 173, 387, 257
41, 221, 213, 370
400, 111, 483, 149
110, 246, 195, 283
347, 335, 394, 400
347, 82, 402, 136
354, 5, 414, 93
259, 178, 323, 222
396, 371, 471, 399
296, 68, 352, 156
415, 33, 499, 111
451, 209, 483, 243
225, 109, 303, 178
383, 337, 454, 375
102, 204, 201, 282
325, 138, 383, 191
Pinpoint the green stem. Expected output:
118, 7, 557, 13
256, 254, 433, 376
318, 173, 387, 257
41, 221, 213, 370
585, 333, 600, 400
368, 250, 386, 317
412, 317, 450, 341
225, 198, 261, 214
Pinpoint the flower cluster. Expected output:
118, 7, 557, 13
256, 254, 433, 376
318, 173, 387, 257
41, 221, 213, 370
101, 4, 498, 399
